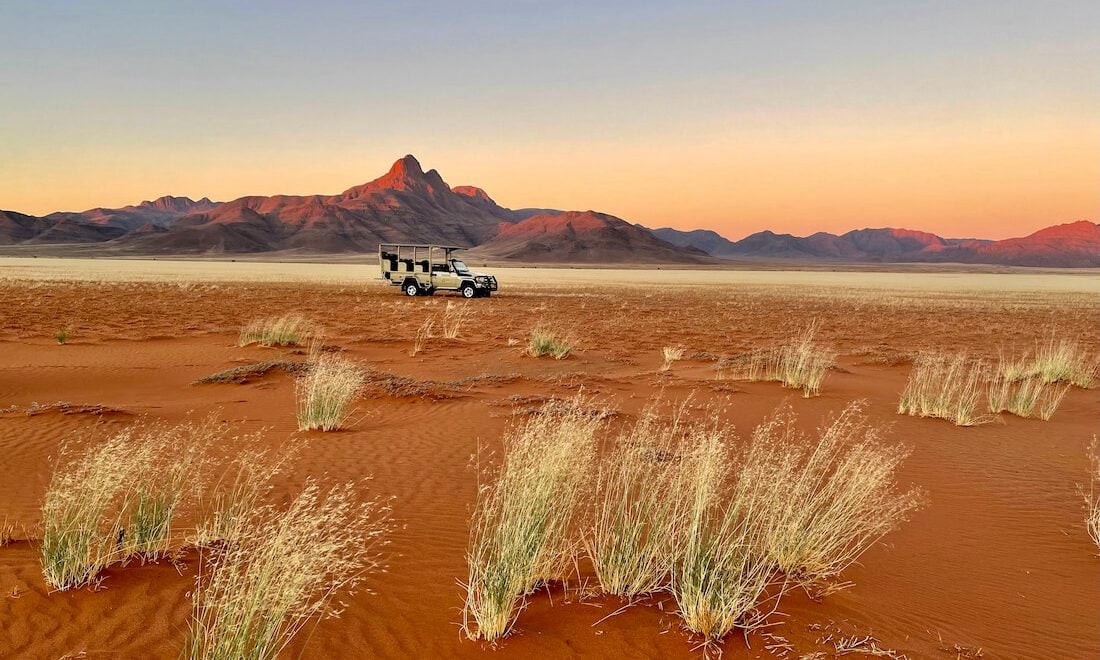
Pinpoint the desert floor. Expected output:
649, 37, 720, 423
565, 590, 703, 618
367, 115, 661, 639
1, 260, 1098, 659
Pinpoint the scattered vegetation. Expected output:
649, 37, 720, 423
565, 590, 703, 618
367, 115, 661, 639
295, 356, 364, 432
55, 328, 69, 345
898, 352, 988, 426
527, 326, 574, 360
238, 314, 315, 348
21, 401, 123, 417
194, 360, 308, 385
186, 480, 390, 660
41, 417, 218, 590
739, 402, 923, 586
722, 323, 836, 397
462, 397, 603, 641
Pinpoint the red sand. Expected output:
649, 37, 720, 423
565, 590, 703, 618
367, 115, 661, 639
1, 279, 1097, 658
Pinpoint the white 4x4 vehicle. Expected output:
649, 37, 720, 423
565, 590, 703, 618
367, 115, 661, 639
379, 243, 498, 298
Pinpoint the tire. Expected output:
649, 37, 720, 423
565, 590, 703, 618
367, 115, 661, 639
461, 284, 477, 299
404, 282, 420, 296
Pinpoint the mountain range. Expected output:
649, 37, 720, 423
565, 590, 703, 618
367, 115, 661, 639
644, 222, 1100, 267
2, 155, 1096, 267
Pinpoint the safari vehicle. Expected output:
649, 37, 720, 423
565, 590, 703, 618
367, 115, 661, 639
379, 244, 498, 298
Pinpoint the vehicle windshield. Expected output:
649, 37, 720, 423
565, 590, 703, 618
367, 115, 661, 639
451, 259, 471, 275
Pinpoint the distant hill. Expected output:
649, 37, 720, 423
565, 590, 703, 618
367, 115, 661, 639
642, 223, 1100, 267
3, 155, 1097, 266
643, 226, 740, 258
476, 211, 712, 263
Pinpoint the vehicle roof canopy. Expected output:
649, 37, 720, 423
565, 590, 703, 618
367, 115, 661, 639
378, 243, 464, 251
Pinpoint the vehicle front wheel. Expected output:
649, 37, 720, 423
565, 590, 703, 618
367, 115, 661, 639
460, 284, 477, 299
405, 283, 420, 296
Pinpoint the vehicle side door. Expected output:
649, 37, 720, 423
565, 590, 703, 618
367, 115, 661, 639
431, 262, 460, 290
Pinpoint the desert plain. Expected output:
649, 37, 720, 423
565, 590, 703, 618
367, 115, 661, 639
1, 258, 1098, 659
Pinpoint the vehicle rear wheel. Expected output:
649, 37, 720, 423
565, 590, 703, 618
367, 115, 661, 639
405, 283, 420, 296
461, 284, 476, 299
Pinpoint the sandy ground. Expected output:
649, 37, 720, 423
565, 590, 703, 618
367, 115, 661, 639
1, 261, 1098, 658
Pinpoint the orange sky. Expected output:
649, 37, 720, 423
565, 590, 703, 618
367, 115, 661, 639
2, 2, 1097, 240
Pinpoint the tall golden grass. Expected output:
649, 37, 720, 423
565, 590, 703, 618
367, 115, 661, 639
669, 421, 776, 644
191, 442, 293, 548
987, 373, 1070, 421
124, 420, 217, 559
996, 332, 1096, 389
440, 301, 470, 340
898, 352, 988, 426
462, 396, 921, 648
587, 403, 691, 598
1030, 335, 1096, 388
296, 356, 364, 432
410, 316, 435, 356
238, 314, 315, 348
41, 417, 218, 590
187, 480, 390, 660
723, 323, 835, 397
1087, 440, 1100, 552
739, 403, 922, 586
462, 397, 603, 641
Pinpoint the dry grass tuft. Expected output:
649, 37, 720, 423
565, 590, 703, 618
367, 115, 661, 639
898, 352, 988, 426
1087, 440, 1100, 552
739, 402, 923, 587
661, 345, 686, 372
723, 323, 835, 397
238, 314, 315, 348
41, 417, 219, 590
997, 333, 1097, 389
1030, 335, 1096, 388
191, 442, 292, 548
296, 356, 364, 432
527, 326, 574, 360
462, 396, 603, 641
670, 421, 775, 644
587, 403, 691, 598
987, 373, 1070, 421
410, 316, 435, 357
186, 480, 390, 660
440, 301, 471, 340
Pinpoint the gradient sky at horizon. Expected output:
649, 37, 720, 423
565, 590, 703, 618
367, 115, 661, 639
2, 1, 1097, 240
